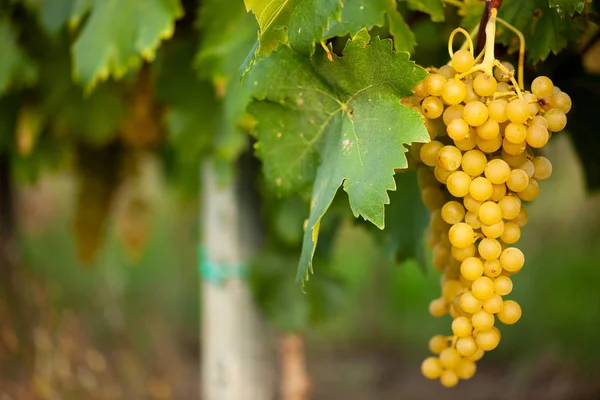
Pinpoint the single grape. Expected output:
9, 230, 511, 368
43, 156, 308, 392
437, 145, 463, 171
441, 201, 465, 224
494, 276, 513, 296
487, 99, 508, 123
473, 74, 498, 96
413, 80, 429, 98
422, 96, 444, 119
497, 300, 522, 324
501, 221, 521, 244
434, 165, 453, 184
470, 177, 494, 202
456, 359, 477, 380
452, 49, 475, 73
464, 211, 481, 229
506, 169, 529, 192
461, 150, 487, 176
464, 101, 489, 127
429, 335, 449, 354
440, 370, 459, 388
551, 92, 572, 114
472, 276, 495, 300
442, 79, 467, 105
545, 108, 567, 132
461, 257, 484, 281
506, 99, 530, 124
485, 159, 511, 184
452, 316, 473, 337
429, 297, 448, 317
476, 327, 501, 351
500, 247, 525, 273
439, 347, 462, 369
532, 156, 552, 180
421, 185, 445, 210
447, 171, 472, 197
449, 222, 475, 248
460, 291, 483, 313
478, 201, 503, 225
456, 337, 478, 357
447, 118, 471, 141
476, 118, 500, 140
471, 310, 495, 331
482, 295, 504, 314
483, 259, 502, 278
531, 115, 549, 128
517, 179, 540, 202
478, 238, 502, 260
531, 76, 554, 98
490, 184, 507, 202
526, 124, 549, 148
421, 356, 443, 379
498, 195, 521, 220
438, 65, 457, 79
424, 74, 447, 96
504, 122, 527, 144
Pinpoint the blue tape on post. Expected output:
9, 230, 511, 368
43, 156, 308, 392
198, 245, 250, 285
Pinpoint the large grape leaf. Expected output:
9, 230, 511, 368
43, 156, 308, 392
245, 29, 428, 283
71, 0, 183, 92
243, 0, 343, 57
324, 0, 416, 53
0, 17, 37, 95
403, 0, 445, 22
196, 0, 258, 164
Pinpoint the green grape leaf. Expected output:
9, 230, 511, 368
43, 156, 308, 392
244, 0, 343, 57
0, 17, 38, 95
324, 0, 389, 39
71, 0, 183, 92
246, 29, 428, 283
196, 0, 258, 164
387, 3, 417, 53
549, 0, 586, 16
403, 0, 445, 22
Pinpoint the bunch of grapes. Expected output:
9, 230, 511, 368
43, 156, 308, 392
404, 18, 572, 387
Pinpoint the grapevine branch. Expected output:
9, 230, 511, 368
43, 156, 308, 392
476, 0, 503, 55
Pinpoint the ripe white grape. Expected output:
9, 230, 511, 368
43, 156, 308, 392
424, 74, 447, 96
452, 49, 475, 73
464, 101, 489, 127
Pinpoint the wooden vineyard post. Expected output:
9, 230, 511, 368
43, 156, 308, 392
200, 155, 277, 400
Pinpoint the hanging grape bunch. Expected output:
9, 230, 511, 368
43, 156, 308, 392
406, 8, 571, 388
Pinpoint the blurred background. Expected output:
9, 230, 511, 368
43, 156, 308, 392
2, 0, 600, 399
